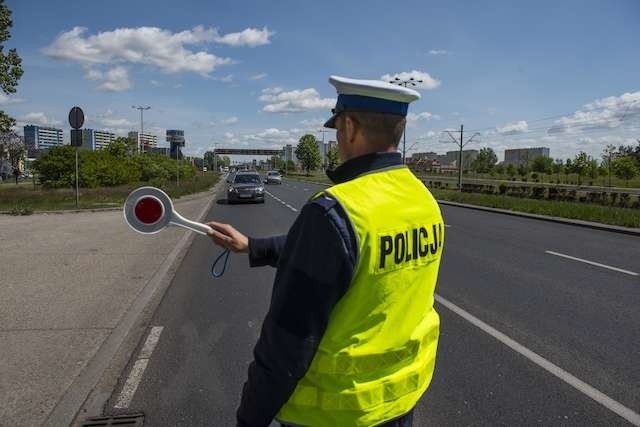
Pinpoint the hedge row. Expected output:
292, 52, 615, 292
426, 180, 640, 209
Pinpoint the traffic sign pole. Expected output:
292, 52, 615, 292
68, 106, 85, 208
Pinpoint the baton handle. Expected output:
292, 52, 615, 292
170, 212, 213, 236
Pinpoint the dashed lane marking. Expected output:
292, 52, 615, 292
265, 190, 298, 212
545, 250, 638, 276
114, 326, 164, 409
435, 294, 640, 426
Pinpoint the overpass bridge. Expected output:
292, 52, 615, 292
214, 148, 282, 156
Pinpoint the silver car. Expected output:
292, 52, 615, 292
265, 171, 282, 184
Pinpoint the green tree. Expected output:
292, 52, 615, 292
506, 164, 516, 179
0, 1, 23, 133
551, 159, 564, 183
517, 163, 529, 180
494, 163, 505, 176
105, 137, 131, 157
32, 145, 76, 187
571, 152, 591, 185
326, 146, 340, 170
295, 134, 321, 176
601, 144, 617, 187
612, 156, 638, 185
470, 147, 497, 173
531, 156, 553, 178
0, 130, 24, 168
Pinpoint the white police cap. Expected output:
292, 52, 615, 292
324, 75, 421, 128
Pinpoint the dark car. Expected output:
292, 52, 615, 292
227, 172, 265, 203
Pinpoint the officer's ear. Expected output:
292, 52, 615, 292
344, 114, 359, 144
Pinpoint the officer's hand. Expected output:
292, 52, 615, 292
206, 221, 249, 253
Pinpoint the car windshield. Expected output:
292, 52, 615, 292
234, 174, 261, 184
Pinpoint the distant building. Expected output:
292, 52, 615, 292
412, 152, 438, 161
438, 150, 478, 170
81, 129, 115, 151
504, 147, 550, 167
23, 125, 63, 154
148, 147, 171, 157
128, 131, 158, 152
327, 140, 337, 152
166, 129, 185, 159
283, 144, 294, 162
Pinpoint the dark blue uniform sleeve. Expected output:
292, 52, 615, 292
248, 235, 287, 267
236, 197, 357, 427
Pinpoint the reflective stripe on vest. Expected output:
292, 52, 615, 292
277, 166, 444, 427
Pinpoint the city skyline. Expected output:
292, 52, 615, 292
2, 0, 639, 162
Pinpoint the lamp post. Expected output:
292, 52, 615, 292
132, 105, 151, 154
389, 77, 422, 164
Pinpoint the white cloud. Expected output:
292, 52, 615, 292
259, 87, 334, 113
44, 26, 235, 77
96, 66, 132, 92
497, 120, 528, 135
224, 132, 235, 139
150, 79, 162, 86
0, 93, 24, 105
428, 49, 449, 55
249, 73, 267, 80
213, 27, 274, 47
548, 91, 640, 134
220, 116, 239, 125
407, 111, 440, 123
173, 83, 183, 89
300, 118, 325, 128
380, 70, 441, 90
21, 112, 61, 126
219, 74, 234, 83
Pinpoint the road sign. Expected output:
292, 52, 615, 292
70, 129, 82, 147
123, 186, 213, 235
68, 106, 84, 129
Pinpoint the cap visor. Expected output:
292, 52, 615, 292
324, 114, 338, 129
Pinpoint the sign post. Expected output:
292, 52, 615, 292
69, 106, 84, 208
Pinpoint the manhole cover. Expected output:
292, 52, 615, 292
81, 413, 144, 426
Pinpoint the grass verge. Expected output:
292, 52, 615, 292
0, 173, 220, 214
284, 173, 640, 228
431, 189, 640, 228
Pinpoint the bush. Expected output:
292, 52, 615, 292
33, 146, 197, 188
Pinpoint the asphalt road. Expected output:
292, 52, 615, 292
107, 178, 640, 426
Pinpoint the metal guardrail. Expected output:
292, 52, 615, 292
417, 174, 640, 196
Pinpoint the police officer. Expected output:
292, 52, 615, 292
208, 75, 445, 427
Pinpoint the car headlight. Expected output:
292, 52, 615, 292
255, 186, 264, 193
228, 187, 236, 192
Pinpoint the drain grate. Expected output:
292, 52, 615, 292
81, 413, 144, 426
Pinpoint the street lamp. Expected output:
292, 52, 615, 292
132, 105, 151, 154
389, 77, 423, 164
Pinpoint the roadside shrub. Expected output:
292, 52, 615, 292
531, 187, 545, 199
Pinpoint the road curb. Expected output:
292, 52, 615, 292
438, 200, 640, 236
44, 180, 223, 426
284, 177, 640, 236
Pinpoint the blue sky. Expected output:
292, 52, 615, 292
4, 0, 640, 161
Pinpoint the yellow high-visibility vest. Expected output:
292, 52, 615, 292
276, 165, 445, 427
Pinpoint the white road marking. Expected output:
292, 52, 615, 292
114, 326, 164, 409
114, 359, 149, 409
138, 326, 163, 358
545, 250, 638, 276
265, 190, 298, 213
435, 294, 640, 426
444, 224, 452, 228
